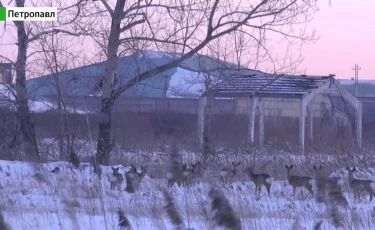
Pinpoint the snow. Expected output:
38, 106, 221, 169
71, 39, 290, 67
0, 84, 86, 114
167, 67, 206, 98
29, 100, 56, 113
1, 152, 375, 229
0, 83, 15, 101
28, 100, 87, 114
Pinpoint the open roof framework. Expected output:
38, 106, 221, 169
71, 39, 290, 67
198, 74, 362, 152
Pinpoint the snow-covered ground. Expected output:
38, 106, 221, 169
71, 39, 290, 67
28, 100, 87, 114
1, 152, 375, 230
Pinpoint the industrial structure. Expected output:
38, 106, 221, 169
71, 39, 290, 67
198, 74, 362, 151
0, 52, 369, 151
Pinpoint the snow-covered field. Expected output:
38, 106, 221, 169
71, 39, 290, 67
1, 151, 375, 230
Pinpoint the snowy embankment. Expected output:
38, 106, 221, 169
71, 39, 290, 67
0, 157, 375, 230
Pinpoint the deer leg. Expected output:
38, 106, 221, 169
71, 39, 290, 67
267, 184, 271, 197
167, 179, 173, 188
293, 186, 296, 196
255, 186, 260, 199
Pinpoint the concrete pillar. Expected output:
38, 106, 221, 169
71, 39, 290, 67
307, 105, 313, 143
248, 97, 257, 145
258, 98, 265, 146
197, 96, 207, 148
299, 98, 307, 152
356, 101, 362, 149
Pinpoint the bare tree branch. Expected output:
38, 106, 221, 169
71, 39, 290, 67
100, 0, 114, 16
81, 0, 320, 164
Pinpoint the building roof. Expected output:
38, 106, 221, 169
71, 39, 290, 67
209, 74, 332, 98
26, 50, 261, 99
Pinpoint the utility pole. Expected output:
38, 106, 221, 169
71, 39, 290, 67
352, 64, 361, 97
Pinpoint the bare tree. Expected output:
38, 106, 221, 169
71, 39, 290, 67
79, 0, 319, 164
0, 0, 87, 161
35, 31, 86, 159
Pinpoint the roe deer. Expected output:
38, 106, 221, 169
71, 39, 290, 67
167, 163, 189, 188
313, 165, 345, 204
190, 161, 206, 184
132, 165, 148, 191
220, 162, 241, 184
285, 164, 313, 196
191, 161, 202, 175
124, 165, 137, 193
313, 165, 344, 187
109, 167, 124, 190
347, 166, 375, 201
125, 164, 148, 193
244, 167, 273, 198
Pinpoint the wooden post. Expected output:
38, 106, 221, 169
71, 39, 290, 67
258, 98, 265, 146
197, 96, 207, 149
248, 97, 257, 145
299, 98, 307, 152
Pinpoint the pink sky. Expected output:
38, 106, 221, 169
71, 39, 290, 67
0, 0, 374, 80
299, 0, 375, 79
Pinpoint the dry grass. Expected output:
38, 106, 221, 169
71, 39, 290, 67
19, 110, 374, 156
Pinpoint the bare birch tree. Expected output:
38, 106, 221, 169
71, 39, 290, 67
79, 0, 319, 164
0, 0, 88, 161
